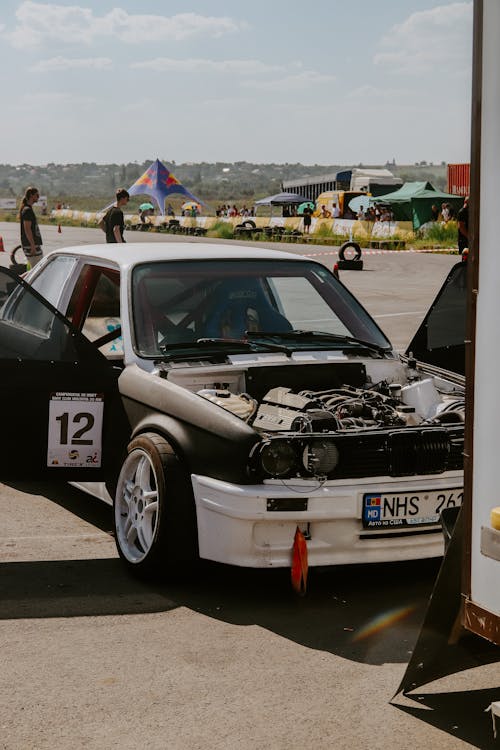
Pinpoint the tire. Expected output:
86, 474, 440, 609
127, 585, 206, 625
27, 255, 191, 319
114, 432, 198, 578
337, 258, 363, 270
9, 244, 22, 265
338, 241, 362, 262
9, 245, 27, 275
242, 220, 256, 229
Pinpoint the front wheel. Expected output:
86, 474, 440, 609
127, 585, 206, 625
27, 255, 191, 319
114, 433, 198, 578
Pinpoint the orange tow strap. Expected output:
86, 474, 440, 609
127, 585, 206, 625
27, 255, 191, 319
291, 526, 308, 595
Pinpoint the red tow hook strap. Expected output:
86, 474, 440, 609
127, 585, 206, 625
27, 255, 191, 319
291, 526, 308, 595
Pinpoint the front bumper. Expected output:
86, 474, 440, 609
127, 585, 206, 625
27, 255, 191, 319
191, 471, 463, 568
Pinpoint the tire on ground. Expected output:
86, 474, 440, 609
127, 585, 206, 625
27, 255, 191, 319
337, 258, 364, 271
113, 432, 198, 579
338, 241, 362, 261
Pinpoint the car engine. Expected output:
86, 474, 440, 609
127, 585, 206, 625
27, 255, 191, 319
199, 378, 465, 433
163, 358, 465, 480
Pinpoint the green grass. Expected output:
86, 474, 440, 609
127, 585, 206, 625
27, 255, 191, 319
206, 220, 234, 239
412, 221, 458, 249
313, 222, 333, 238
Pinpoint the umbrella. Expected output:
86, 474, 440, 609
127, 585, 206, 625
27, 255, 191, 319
181, 201, 201, 211
139, 202, 155, 211
348, 195, 371, 213
298, 201, 315, 215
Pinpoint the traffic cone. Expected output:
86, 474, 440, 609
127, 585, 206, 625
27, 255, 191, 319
0, 236, 4, 252
57, 224, 62, 233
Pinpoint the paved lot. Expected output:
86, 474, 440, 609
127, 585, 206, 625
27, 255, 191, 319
0, 223, 497, 750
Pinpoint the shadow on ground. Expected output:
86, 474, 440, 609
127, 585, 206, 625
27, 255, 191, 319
394, 685, 500, 750
1, 481, 440, 668
3, 479, 500, 748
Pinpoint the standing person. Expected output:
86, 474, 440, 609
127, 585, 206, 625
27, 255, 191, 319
441, 202, 451, 222
19, 186, 43, 268
302, 206, 312, 234
457, 195, 469, 254
100, 188, 129, 243
430, 204, 441, 222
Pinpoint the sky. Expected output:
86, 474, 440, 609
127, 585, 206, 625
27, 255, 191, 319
0, 0, 473, 166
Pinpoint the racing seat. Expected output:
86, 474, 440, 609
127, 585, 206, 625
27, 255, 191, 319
203, 279, 292, 339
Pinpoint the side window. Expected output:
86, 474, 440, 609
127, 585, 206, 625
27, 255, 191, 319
3, 256, 77, 336
0, 268, 102, 362
30, 256, 78, 309
67, 266, 122, 357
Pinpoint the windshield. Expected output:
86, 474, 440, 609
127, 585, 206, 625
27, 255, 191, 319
131, 259, 391, 358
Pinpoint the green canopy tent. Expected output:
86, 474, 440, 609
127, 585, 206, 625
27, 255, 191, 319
371, 181, 464, 229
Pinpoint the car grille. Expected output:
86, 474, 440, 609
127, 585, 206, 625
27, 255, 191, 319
334, 426, 463, 479
253, 426, 464, 481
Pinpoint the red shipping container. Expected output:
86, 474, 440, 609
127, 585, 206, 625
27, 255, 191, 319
447, 163, 470, 196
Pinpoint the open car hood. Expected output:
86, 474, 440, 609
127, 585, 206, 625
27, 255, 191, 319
405, 260, 467, 377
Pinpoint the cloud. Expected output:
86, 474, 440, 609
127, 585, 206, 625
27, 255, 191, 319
374, 2, 472, 74
14, 91, 96, 112
131, 58, 285, 75
131, 61, 334, 89
30, 56, 112, 72
347, 85, 408, 100
7, 2, 246, 48
243, 70, 336, 91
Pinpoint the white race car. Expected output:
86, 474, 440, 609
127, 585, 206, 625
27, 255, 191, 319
0, 243, 466, 578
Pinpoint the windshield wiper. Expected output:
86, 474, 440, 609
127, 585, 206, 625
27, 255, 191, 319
196, 337, 290, 352
158, 337, 289, 354
246, 330, 390, 356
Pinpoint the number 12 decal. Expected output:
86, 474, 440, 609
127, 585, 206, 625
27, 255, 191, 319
47, 393, 104, 467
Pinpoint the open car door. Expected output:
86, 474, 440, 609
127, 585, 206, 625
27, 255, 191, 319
0, 267, 129, 482
405, 259, 467, 377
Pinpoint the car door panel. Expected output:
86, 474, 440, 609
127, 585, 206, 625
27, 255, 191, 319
0, 268, 129, 481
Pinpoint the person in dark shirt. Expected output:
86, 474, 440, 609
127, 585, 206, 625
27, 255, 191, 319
457, 195, 469, 254
100, 188, 130, 243
19, 186, 43, 267
302, 207, 312, 234
430, 204, 441, 222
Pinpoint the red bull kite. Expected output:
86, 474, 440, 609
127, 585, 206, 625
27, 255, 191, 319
127, 159, 203, 215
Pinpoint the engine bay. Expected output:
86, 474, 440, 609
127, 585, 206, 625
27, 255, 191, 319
163, 356, 465, 435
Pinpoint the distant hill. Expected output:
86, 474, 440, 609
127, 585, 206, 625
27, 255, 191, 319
0, 160, 447, 211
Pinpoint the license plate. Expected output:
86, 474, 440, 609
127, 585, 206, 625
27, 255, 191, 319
362, 488, 463, 529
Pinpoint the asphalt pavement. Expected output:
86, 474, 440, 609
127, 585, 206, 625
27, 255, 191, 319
0, 222, 497, 750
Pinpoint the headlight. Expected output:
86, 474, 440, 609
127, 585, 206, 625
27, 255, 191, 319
302, 439, 339, 476
260, 439, 297, 478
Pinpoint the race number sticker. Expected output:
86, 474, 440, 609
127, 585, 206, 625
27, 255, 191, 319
47, 393, 104, 467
